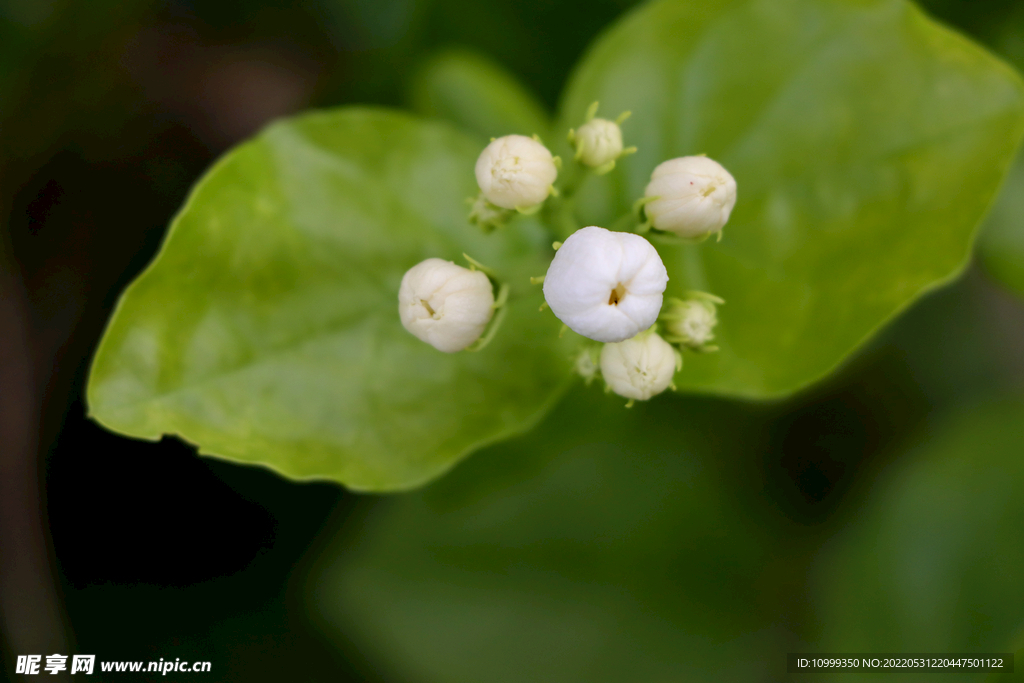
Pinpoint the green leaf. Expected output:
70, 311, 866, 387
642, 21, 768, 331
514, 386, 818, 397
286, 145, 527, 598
556, 0, 1024, 398
86, 108, 574, 491
811, 400, 1024, 675
974, 7, 1024, 301
976, 152, 1024, 298
987, 630, 1024, 683
408, 48, 552, 142
304, 387, 795, 683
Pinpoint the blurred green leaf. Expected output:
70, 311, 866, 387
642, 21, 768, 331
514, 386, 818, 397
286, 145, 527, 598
966, 7, 1024, 301
86, 108, 574, 491
987, 629, 1024, 682
305, 387, 795, 683
409, 49, 551, 141
0, 0, 155, 162
977, 153, 1024, 298
812, 400, 1024, 681
556, 0, 1024, 398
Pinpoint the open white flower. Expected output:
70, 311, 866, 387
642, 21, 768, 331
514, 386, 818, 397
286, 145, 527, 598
475, 135, 558, 210
398, 258, 494, 353
600, 331, 679, 401
542, 226, 668, 343
643, 155, 737, 238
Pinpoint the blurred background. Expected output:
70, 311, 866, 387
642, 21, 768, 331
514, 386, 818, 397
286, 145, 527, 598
2, 0, 1024, 680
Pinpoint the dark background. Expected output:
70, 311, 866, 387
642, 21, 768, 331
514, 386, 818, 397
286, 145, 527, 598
2, 0, 1024, 680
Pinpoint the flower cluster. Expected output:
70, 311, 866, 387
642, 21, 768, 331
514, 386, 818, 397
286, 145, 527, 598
398, 102, 736, 404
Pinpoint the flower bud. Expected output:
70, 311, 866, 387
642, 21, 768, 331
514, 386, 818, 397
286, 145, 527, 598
398, 258, 494, 353
574, 346, 599, 385
662, 293, 723, 351
468, 193, 506, 231
542, 226, 668, 343
600, 331, 679, 401
475, 135, 558, 210
572, 118, 623, 168
643, 155, 737, 238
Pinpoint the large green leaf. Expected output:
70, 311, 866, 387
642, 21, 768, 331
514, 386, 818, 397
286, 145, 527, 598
811, 400, 1024, 681
305, 387, 796, 683
86, 108, 574, 491
87, 0, 1024, 491
556, 0, 1024, 398
408, 49, 552, 142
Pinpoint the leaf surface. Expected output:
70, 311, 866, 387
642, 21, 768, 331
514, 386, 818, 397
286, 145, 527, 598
306, 388, 793, 682
812, 400, 1024, 679
557, 0, 1024, 397
86, 108, 573, 490
409, 48, 552, 141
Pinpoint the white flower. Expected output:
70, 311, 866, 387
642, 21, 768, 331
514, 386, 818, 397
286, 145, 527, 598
600, 331, 679, 401
542, 226, 668, 343
398, 258, 494, 353
474, 135, 558, 210
643, 155, 737, 238
572, 118, 623, 168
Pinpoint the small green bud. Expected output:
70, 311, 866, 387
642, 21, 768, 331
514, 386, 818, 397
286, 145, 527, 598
574, 346, 600, 385
573, 118, 622, 168
568, 102, 636, 173
468, 193, 507, 231
661, 292, 724, 351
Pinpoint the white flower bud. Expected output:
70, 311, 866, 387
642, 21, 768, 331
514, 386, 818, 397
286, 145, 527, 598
474, 135, 558, 210
662, 293, 723, 350
398, 258, 494, 353
600, 331, 679, 401
643, 155, 737, 238
573, 118, 623, 168
542, 226, 668, 343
